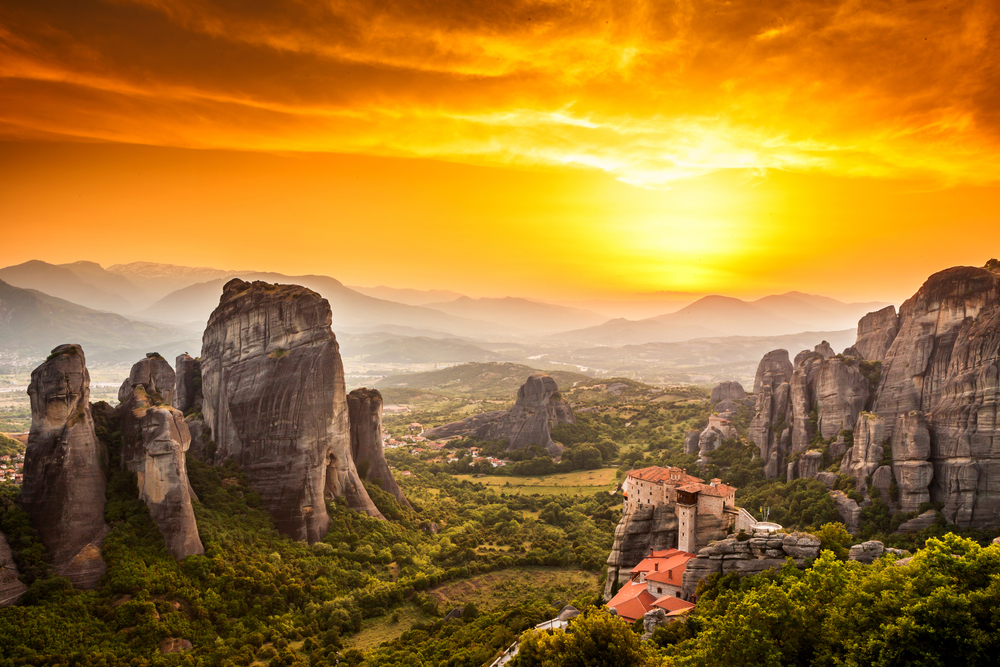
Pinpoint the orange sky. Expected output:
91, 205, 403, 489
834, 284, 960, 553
1, 0, 999, 303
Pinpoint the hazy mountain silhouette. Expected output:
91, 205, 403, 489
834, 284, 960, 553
422, 296, 608, 333
0, 260, 139, 314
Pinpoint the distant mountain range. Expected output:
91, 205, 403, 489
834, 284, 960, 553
374, 362, 593, 397
0, 279, 196, 362
558, 292, 889, 344
0, 260, 895, 377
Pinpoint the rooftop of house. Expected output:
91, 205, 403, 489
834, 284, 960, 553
654, 596, 696, 614
626, 466, 703, 486
676, 479, 737, 498
644, 554, 695, 583
606, 580, 657, 623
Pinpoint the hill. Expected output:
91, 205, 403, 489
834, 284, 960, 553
374, 362, 593, 397
347, 285, 464, 306
139, 272, 522, 338
0, 260, 139, 314
558, 292, 889, 345
422, 296, 609, 333
0, 279, 197, 362
338, 333, 503, 364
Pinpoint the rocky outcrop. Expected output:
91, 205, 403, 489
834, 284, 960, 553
119, 355, 204, 560
854, 306, 899, 362
348, 388, 412, 509
890, 411, 933, 513
602, 503, 727, 599
841, 412, 886, 489
201, 279, 381, 543
897, 510, 938, 533
19, 344, 109, 589
848, 540, 885, 564
683, 430, 700, 455
871, 465, 895, 508
173, 353, 200, 414
752, 344, 869, 480
0, 530, 27, 606
118, 353, 174, 407
472, 374, 575, 456
749, 350, 793, 479
421, 411, 506, 440
698, 426, 726, 456
788, 451, 823, 481
711, 381, 745, 405
680, 531, 821, 599
870, 266, 1000, 528
830, 490, 862, 534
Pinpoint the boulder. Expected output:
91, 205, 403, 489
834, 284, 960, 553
348, 388, 412, 510
829, 490, 861, 534
472, 374, 574, 456
119, 355, 204, 559
854, 306, 899, 362
848, 540, 886, 564
642, 608, 667, 639
711, 381, 746, 404
19, 344, 109, 589
201, 279, 382, 543
0, 530, 27, 606
159, 638, 193, 654
814, 341, 835, 359
173, 353, 200, 414
897, 510, 939, 533
683, 430, 700, 455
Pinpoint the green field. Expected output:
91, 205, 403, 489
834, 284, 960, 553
453, 468, 620, 496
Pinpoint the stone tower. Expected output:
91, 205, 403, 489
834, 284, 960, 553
676, 498, 698, 554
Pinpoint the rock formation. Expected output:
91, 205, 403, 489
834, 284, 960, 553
173, 353, 200, 414
0, 530, 27, 606
749, 349, 793, 479
680, 531, 821, 599
201, 279, 382, 543
711, 381, 745, 405
19, 344, 109, 588
840, 412, 886, 489
787, 450, 823, 481
119, 354, 204, 559
848, 540, 886, 564
751, 344, 869, 480
348, 388, 412, 509
683, 430, 700, 455
867, 266, 1000, 528
897, 510, 938, 533
854, 306, 899, 362
428, 374, 575, 456
602, 504, 726, 599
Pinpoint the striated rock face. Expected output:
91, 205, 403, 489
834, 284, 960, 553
752, 344, 869, 480
201, 279, 381, 542
855, 306, 899, 362
890, 412, 933, 513
348, 388, 412, 510
173, 353, 200, 414
683, 430, 700, 455
0, 530, 27, 606
830, 490, 862, 534
711, 381, 746, 405
472, 374, 575, 456
119, 355, 204, 560
841, 412, 886, 490
872, 267, 1000, 528
753, 350, 794, 396
681, 531, 820, 599
19, 345, 109, 589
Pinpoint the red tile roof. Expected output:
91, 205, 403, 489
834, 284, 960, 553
627, 466, 703, 486
652, 596, 696, 613
606, 581, 657, 623
631, 548, 684, 574
676, 481, 737, 498
644, 554, 694, 583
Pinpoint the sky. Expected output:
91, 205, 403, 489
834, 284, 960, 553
1, 0, 999, 304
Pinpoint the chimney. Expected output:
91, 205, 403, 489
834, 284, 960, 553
711, 478, 721, 487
